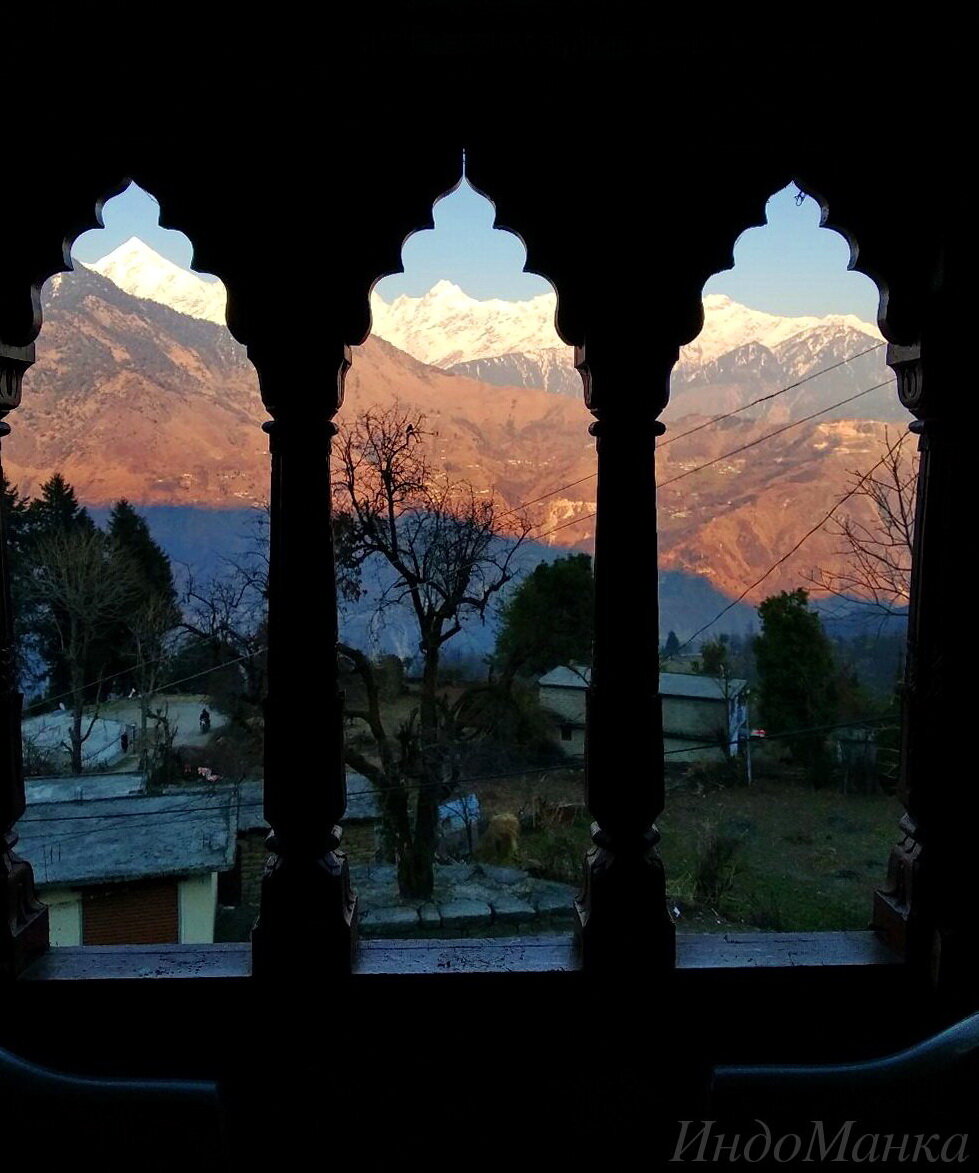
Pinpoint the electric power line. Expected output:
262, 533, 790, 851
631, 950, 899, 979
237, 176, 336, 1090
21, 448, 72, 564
18, 710, 897, 828
19, 352, 894, 713
675, 437, 905, 652
495, 339, 886, 523
531, 375, 895, 543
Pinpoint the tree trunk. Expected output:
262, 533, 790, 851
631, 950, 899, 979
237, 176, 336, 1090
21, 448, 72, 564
70, 711, 82, 772
140, 694, 148, 772
70, 651, 84, 773
396, 646, 442, 901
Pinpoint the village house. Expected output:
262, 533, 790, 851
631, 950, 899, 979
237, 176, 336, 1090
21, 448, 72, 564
539, 665, 750, 766
17, 776, 237, 946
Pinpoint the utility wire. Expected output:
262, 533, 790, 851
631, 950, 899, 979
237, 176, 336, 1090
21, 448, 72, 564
656, 381, 893, 491
496, 340, 886, 521
21, 373, 896, 715
659, 341, 886, 449
19, 359, 894, 716
18, 711, 896, 827
675, 438, 904, 652
22, 647, 264, 718
531, 375, 895, 542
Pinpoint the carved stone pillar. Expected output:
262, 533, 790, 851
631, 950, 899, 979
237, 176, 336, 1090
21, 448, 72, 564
575, 346, 676, 973
872, 335, 973, 1006
250, 388, 356, 978
0, 342, 48, 978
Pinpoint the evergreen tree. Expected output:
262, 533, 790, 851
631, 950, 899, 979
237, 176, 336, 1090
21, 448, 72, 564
102, 499, 180, 701
495, 554, 594, 681
107, 500, 178, 609
25, 472, 95, 538
0, 471, 30, 554
754, 588, 838, 784
662, 630, 681, 659
23, 473, 97, 700
0, 472, 32, 683
698, 636, 729, 677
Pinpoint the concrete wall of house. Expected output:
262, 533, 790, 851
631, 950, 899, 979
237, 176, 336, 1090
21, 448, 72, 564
544, 684, 747, 765
41, 877, 218, 945
563, 728, 586, 757
662, 695, 729, 742
44, 887, 82, 946
540, 686, 586, 724
178, 873, 218, 944
663, 737, 729, 764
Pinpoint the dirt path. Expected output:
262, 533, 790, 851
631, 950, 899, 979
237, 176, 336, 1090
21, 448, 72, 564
100, 694, 226, 749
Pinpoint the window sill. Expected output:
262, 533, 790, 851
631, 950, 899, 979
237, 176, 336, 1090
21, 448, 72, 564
19, 930, 900, 981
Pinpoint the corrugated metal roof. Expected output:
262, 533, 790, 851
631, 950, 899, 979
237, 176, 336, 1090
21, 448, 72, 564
17, 788, 238, 887
25, 773, 147, 804
539, 665, 747, 700
235, 773, 379, 830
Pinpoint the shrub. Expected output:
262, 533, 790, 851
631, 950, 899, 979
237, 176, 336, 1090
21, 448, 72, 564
693, 822, 743, 908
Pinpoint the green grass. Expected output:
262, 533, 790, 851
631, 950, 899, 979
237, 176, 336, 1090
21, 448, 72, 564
516, 775, 900, 933
658, 778, 900, 932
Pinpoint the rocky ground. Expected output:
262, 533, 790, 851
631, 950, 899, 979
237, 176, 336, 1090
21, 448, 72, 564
352, 861, 577, 937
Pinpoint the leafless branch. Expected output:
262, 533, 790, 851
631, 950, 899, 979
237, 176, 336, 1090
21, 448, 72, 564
809, 429, 917, 613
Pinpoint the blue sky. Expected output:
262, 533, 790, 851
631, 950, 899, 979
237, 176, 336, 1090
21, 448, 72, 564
71, 178, 880, 322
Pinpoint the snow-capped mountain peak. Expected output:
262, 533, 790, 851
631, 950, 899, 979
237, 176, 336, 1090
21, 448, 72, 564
685, 294, 879, 367
370, 282, 561, 367
368, 281, 879, 371
85, 237, 228, 325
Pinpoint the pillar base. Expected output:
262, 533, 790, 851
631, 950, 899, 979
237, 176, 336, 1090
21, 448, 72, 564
251, 830, 357, 979
575, 825, 675, 974
2, 833, 49, 978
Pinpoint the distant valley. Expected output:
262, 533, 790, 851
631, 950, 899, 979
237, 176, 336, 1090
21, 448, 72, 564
5, 239, 912, 640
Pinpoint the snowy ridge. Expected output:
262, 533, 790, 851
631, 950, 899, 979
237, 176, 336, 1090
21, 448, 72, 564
681, 294, 880, 368
85, 237, 228, 325
369, 283, 880, 372
83, 238, 881, 378
369, 280, 562, 367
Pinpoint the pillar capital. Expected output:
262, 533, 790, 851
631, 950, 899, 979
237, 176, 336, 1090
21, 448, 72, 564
262, 415, 338, 450
0, 341, 35, 420
887, 343, 927, 419
575, 340, 678, 420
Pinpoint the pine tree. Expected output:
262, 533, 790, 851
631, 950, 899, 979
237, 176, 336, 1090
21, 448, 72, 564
698, 636, 729, 678
102, 499, 180, 702
26, 472, 95, 538
107, 500, 178, 609
0, 472, 31, 683
662, 630, 681, 659
23, 473, 98, 700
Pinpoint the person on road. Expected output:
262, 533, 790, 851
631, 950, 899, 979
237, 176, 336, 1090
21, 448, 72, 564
199, 707, 211, 734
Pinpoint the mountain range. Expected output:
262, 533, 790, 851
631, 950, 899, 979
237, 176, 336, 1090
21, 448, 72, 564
4, 238, 911, 629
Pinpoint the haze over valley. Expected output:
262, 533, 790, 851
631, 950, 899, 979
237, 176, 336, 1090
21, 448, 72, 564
7, 237, 907, 642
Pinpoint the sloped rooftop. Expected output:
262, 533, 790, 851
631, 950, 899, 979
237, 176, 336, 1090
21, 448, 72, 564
17, 787, 237, 887
539, 665, 747, 699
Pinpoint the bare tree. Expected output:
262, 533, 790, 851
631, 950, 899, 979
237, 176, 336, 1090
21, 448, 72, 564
810, 429, 917, 615
127, 594, 183, 772
335, 404, 532, 900
180, 532, 268, 756
28, 529, 140, 771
